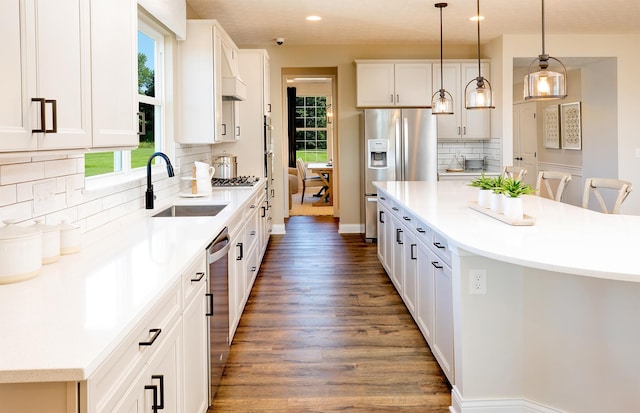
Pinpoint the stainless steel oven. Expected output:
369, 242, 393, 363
206, 227, 230, 401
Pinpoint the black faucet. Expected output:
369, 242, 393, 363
145, 152, 175, 209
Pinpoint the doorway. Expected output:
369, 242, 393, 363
283, 69, 337, 218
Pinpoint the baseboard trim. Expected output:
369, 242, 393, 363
271, 224, 286, 235
451, 387, 564, 413
338, 223, 363, 234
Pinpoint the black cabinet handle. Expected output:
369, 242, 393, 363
261, 206, 266, 217
139, 328, 162, 346
417, 228, 426, 233
392, 207, 399, 211
431, 261, 443, 269
433, 242, 446, 249
205, 293, 214, 316
250, 204, 256, 209
31, 98, 57, 133
380, 196, 386, 200
396, 228, 403, 245
221, 123, 227, 136
190, 271, 205, 282
403, 216, 411, 221
151, 375, 165, 410
145, 385, 159, 413
236, 126, 241, 136
411, 244, 417, 260
236, 242, 244, 260
379, 210, 385, 223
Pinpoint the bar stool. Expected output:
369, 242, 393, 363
535, 171, 572, 201
502, 166, 527, 180
582, 177, 632, 214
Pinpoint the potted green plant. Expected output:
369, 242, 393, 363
502, 178, 535, 220
488, 176, 506, 212
469, 174, 494, 207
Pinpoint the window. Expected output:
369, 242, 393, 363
85, 17, 165, 177
295, 96, 328, 162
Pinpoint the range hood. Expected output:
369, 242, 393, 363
221, 44, 246, 101
221, 76, 246, 101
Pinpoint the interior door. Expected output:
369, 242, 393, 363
513, 102, 537, 187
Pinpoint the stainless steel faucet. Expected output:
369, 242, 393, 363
145, 152, 175, 209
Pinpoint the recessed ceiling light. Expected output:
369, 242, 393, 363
470, 15, 485, 21
306, 15, 322, 21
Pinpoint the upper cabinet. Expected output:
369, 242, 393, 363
356, 61, 433, 107
0, 0, 138, 154
434, 62, 491, 141
1, 0, 91, 153
177, 20, 244, 145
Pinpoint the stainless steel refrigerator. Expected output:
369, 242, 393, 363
363, 108, 437, 241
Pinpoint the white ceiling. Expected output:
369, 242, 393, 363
187, 0, 640, 47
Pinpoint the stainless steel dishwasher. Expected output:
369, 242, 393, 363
206, 227, 230, 401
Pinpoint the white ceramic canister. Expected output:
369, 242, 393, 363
31, 219, 61, 264
0, 220, 43, 284
59, 220, 81, 254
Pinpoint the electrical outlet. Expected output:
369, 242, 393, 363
469, 269, 487, 295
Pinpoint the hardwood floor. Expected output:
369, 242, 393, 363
210, 216, 451, 412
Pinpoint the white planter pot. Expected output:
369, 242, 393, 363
477, 189, 492, 208
503, 196, 524, 220
490, 192, 503, 213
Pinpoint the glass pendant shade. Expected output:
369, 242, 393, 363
432, 89, 454, 114
523, 56, 567, 100
465, 78, 493, 109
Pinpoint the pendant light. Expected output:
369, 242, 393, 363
465, 0, 494, 109
524, 0, 567, 100
432, 2, 453, 115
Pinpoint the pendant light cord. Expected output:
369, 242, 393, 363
476, 0, 481, 76
439, 4, 444, 92
541, 0, 546, 56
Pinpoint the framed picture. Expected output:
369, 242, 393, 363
561, 102, 582, 150
543, 105, 560, 149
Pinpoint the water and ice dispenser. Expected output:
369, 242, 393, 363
368, 139, 389, 169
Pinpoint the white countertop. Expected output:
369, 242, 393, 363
375, 180, 640, 282
0, 184, 261, 384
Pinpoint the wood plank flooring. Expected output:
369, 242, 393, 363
209, 216, 451, 412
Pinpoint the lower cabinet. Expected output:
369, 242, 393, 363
377, 192, 455, 384
182, 279, 209, 413
113, 320, 183, 412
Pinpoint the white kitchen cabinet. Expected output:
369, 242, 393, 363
177, 20, 225, 144
181, 258, 209, 413
0, 0, 91, 153
434, 62, 491, 141
377, 191, 455, 384
90, 0, 138, 148
221, 101, 241, 141
400, 216, 418, 318
356, 61, 432, 107
112, 320, 182, 413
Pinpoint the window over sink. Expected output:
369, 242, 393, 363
85, 13, 168, 178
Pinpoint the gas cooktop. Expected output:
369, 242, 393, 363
211, 176, 260, 187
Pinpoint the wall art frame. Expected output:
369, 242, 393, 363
543, 105, 560, 149
561, 102, 582, 150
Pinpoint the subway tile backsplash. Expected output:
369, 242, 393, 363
0, 145, 214, 234
438, 137, 501, 171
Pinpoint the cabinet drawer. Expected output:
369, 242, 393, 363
413, 219, 431, 243
90, 281, 182, 412
430, 231, 451, 267
182, 254, 207, 305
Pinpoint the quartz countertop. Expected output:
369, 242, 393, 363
0, 184, 262, 384
374, 180, 640, 282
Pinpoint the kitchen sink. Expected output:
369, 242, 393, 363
152, 204, 227, 217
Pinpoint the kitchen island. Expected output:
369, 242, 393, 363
375, 180, 640, 413
0, 182, 268, 412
